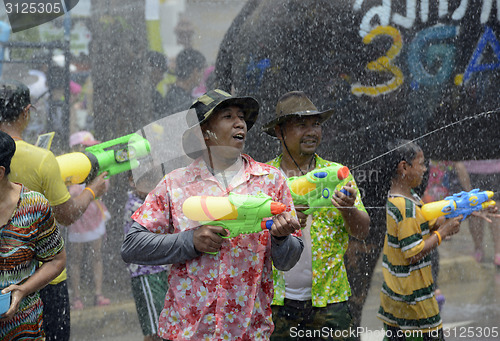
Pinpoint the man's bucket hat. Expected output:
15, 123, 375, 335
182, 89, 259, 158
262, 91, 334, 137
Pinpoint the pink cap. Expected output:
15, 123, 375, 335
70, 81, 82, 95
69, 131, 100, 147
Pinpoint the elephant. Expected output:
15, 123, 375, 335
214, 0, 500, 335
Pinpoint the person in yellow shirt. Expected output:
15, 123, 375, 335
0, 80, 107, 341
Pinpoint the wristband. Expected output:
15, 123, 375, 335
84, 187, 96, 200
433, 231, 442, 246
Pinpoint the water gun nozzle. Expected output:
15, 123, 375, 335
270, 202, 286, 215
337, 166, 350, 180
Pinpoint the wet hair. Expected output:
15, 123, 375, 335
175, 49, 206, 80
0, 80, 31, 122
0, 130, 16, 175
385, 139, 422, 179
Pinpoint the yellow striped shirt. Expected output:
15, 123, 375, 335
377, 193, 441, 332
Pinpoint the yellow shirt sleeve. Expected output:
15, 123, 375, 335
37, 151, 71, 206
10, 141, 71, 206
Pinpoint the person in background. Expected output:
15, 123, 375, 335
462, 159, 500, 268
147, 51, 170, 120
174, 16, 194, 50
0, 80, 107, 341
66, 131, 112, 310
124, 169, 170, 341
164, 48, 206, 116
68, 80, 85, 135
262, 91, 370, 340
421, 160, 472, 310
0, 130, 66, 340
192, 65, 215, 98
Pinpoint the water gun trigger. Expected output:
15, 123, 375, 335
262, 220, 274, 230
339, 188, 350, 196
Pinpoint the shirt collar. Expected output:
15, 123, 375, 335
271, 153, 323, 170
184, 154, 270, 184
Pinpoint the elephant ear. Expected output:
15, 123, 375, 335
215, 0, 263, 92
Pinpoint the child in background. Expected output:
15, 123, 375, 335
421, 160, 472, 311
123, 169, 170, 341
378, 140, 462, 340
422, 161, 471, 204
462, 159, 500, 268
67, 131, 111, 310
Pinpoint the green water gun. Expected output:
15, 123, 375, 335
182, 192, 286, 238
287, 164, 351, 214
57, 133, 151, 184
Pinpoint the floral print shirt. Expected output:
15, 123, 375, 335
132, 154, 296, 340
269, 154, 367, 307
1, 185, 64, 340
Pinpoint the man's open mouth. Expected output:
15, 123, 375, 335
233, 133, 245, 140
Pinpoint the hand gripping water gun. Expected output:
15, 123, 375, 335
56, 133, 151, 184
182, 193, 286, 238
421, 189, 496, 221
287, 164, 351, 214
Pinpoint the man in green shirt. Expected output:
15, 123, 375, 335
263, 91, 370, 340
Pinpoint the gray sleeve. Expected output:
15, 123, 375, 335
121, 221, 201, 265
271, 235, 304, 271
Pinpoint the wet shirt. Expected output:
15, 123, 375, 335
378, 193, 442, 332
123, 191, 170, 278
269, 154, 366, 307
0, 186, 65, 340
132, 154, 296, 340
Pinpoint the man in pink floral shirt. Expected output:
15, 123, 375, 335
122, 89, 303, 341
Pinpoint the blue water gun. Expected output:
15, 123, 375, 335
421, 189, 496, 221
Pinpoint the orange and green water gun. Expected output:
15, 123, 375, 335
287, 164, 351, 214
182, 192, 286, 238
